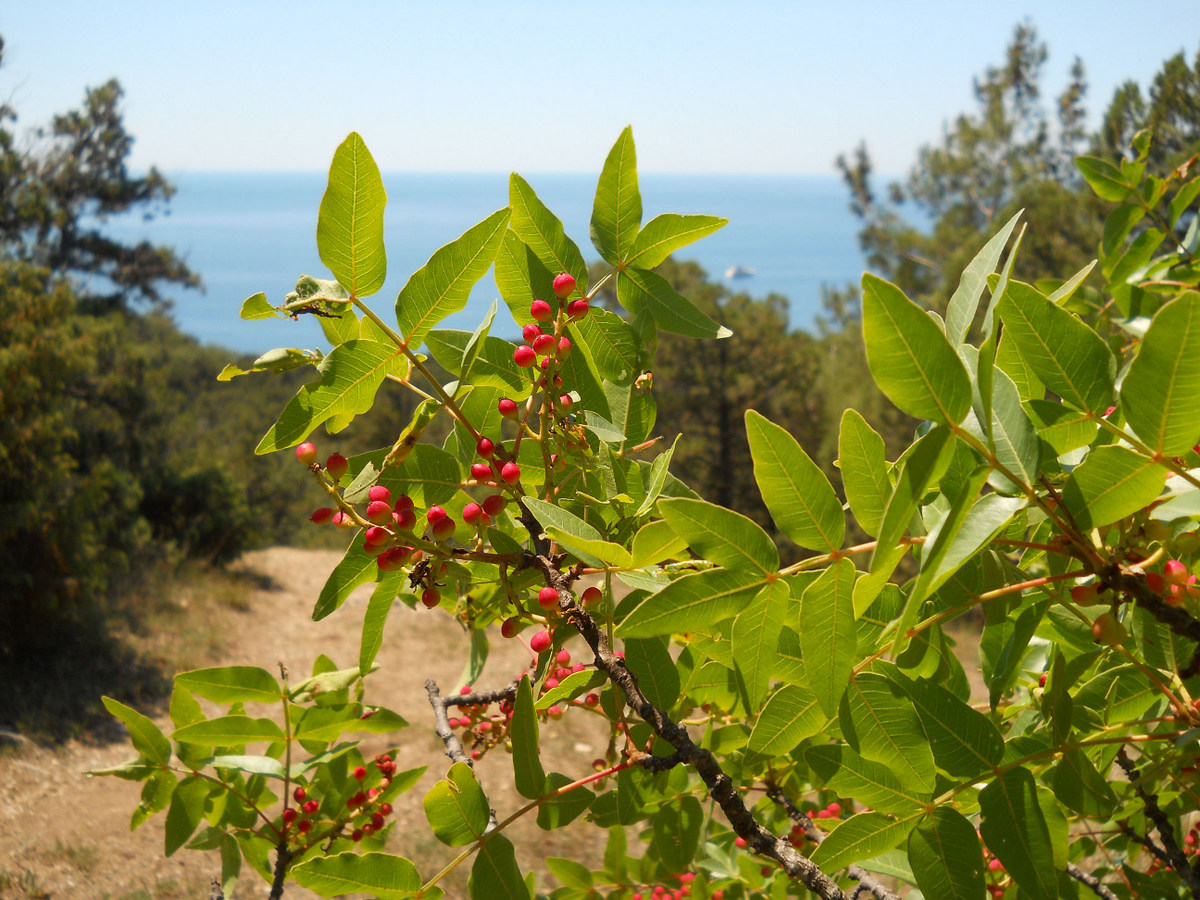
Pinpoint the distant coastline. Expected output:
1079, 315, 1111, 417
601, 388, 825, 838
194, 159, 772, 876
105, 172, 865, 354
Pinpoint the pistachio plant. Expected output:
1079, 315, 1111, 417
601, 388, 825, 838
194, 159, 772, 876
96, 128, 1200, 900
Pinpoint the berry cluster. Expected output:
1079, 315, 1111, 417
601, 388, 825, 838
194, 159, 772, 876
282, 754, 397, 845
629, 872, 718, 900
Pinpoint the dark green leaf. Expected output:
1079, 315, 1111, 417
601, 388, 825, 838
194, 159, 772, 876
840, 673, 935, 792
624, 637, 680, 710
747, 683, 827, 756
511, 676, 545, 800
173, 716, 284, 745
618, 267, 731, 339
312, 537, 379, 620
652, 796, 703, 871
1076, 156, 1133, 202
979, 767, 1057, 900
659, 497, 778, 575
805, 745, 928, 815
908, 807, 986, 900
471, 835, 526, 900
895, 674, 1003, 777
616, 568, 763, 639
810, 811, 921, 871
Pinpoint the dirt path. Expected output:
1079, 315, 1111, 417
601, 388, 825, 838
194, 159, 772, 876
0, 548, 612, 900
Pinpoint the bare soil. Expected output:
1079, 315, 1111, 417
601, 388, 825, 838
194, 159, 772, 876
0, 548, 614, 900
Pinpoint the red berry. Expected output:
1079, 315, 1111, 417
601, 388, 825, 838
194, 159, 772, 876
471, 462, 494, 481
552, 273, 576, 299
988, 858, 1004, 872
567, 298, 589, 320
303, 799, 319, 814
501, 616, 524, 638
530, 299, 553, 322
325, 453, 349, 480
734, 836, 748, 848
422, 587, 440, 608
1146, 571, 1165, 593
364, 525, 389, 546
584, 693, 599, 707
514, 345, 537, 367
366, 500, 393, 524
293, 786, 307, 801
351, 828, 364, 842
463, 502, 483, 525
1038, 672, 1047, 687
353, 765, 367, 780
476, 437, 495, 458
431, 516, 456, 542
1069, 583, 1101, 605
482, 494, 506, 516
538, 586, 560, 609
556, 649, 571, 665
533, 333, 557, 356
296, 442, 318, 465
557, 336, 572, 359
378, 546, 413, 573
394, 493, 414, 512
522, 323, 543, 344
427, 505, 447, 523
371, 812, 385, 829
547, 704, 564, 719
298, 819, 312, 833
283, 808, 297, 824
826, 802, 842, 816
1166, 559, 1189, 585
498, 398, 519, 419
311, 507, 335, 525
581, 586, 603, 605
558, 393, 574, 413
379, 803, 393, 816
501, 462, 521, 484
393, 508, 417, 532
530, 630, 552, 653
368, 485, 392, 503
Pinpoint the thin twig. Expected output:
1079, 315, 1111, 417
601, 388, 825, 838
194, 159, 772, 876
1116, 747, 1200, 896
1066, 862, 1120, 900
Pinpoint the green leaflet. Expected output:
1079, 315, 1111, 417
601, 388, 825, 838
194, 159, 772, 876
810, 810, 922, 871
424, 762, 491, 846
839, 672, 935, 793
570, 308, 643, 383
426, 329, 528, 395
174, 666, 281, 705
312, 537, 379, 621
618, 267, 732, 339
800, 559, 857, 716
745, 409, 844, 551
996, 280, 1116, 415
172, 716, 284, 745
945, 209, 1023, 346
293, 851, 427, 900
494, 228, 557, 325
893, 673, 1004, 777
590, 126, 642, 266
979, 767, 1058, 900
861, 273, 972, 424
1076, 155, 1134, 202
616, 567, 763, 639
624, 636, 680, 710
964, 363, 1040, 494
101, 697, 171, 766
747, 683, 827, 756
732, 580, 790, 711
394, 207, 511, 350
659, 497, 778, 575
511, 676, 545, 800
317, 132, 387, 297
1062, 445, 1167, 530
838, 409, 890, 538
256, 340, 403, 452
805, 745, 929, 815
509, 173, 587, 293
652, 797, 704, 871
908, 808, 986, 900
1121, 292, 1200, 456
624, 213, 728, 269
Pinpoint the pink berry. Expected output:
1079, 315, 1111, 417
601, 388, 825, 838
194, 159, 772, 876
567, 298, 589, 320
476, 437, 495, 458
1146, 571, 1165, 592
471, 462, 494, 481
734, 837, 748, 849
296, 442, 318, 465
394, 494, 414, 512
501, 616, 523, 638
501, 462, 521, 484
378, 546, 413, 572
530, 630, 552, 653
364, 525, 390, 546
1166, 560, 1189, 585
498, 397, 519, 418
522, 323, 543, 343
1038, 672, 1047, 687
422, 587, 440, 608
552, 273, 576, 299
530, 299, 553, 322
463, 502, 483, 525
557, 336, 572, 359
310, 507, 335, 525
826, 802, 842, 816
533, 333, 557, 356
988, 858, 1004, 872
482, 494, 506, 516
558, 394, 574, 413
514, 345, 537, 367
431, 517, 456, 542
368, 485, 392, 503
538, 586, 559, 609
325, 453, 349, 480
427, 506, 447, 523
547, 704, 564, 719
393, 508, 417, 531
581, 586, 603, 605
353, 765, 367, 780
366, 500, 393, 524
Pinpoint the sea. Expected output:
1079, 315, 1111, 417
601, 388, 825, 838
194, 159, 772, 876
103, 172, 867, 355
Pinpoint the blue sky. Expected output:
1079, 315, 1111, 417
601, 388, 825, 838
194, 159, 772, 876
1, 1, 1195, 174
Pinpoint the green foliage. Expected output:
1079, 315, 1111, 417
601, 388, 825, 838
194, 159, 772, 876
98, 114, 1200, 900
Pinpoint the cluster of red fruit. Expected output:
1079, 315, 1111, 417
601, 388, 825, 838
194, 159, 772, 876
629, 872, 718, 900
282, 754, 397, 844
512, 273, 588, 371
500, 585, 602, 665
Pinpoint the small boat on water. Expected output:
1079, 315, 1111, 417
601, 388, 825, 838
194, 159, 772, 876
725, 265, 756, 279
